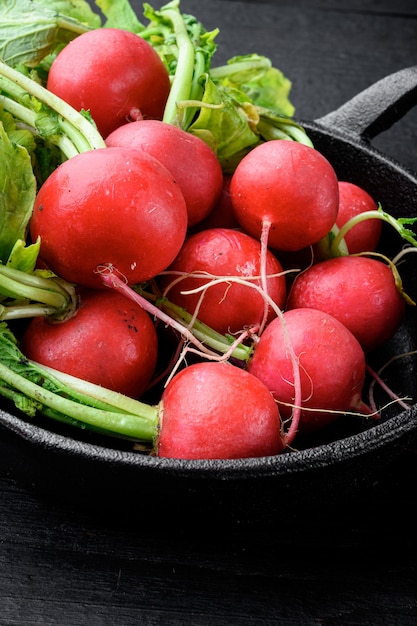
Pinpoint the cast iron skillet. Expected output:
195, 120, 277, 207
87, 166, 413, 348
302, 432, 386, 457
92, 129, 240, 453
1, 67, 417, 530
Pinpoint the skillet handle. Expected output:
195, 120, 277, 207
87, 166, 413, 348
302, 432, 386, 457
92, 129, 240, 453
315, 66, 417, 141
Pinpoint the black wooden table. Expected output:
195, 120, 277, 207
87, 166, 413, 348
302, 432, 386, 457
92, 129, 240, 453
1, 1, 417, 624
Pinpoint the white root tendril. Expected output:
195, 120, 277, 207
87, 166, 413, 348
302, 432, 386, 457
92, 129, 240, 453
97, 248, 303, 445
392, 245, 417, 266
367, 355, 415, 414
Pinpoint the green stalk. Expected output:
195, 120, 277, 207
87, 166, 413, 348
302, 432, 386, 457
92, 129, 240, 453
56, 116, 97, 154
256, 113, 314, 147
329, 208, 417, 257
316, 224, 350, 260
180, 47, 207, 129
209, 56, 272, 80
0, 93, 36, 127
54, 17, 92, 37
160, 1, 196, 125
1, 303, 58, 321
36, 363, 157, 417
100, 269, 253, 362
144, 290, 253, 362
0, 264, 77, 321
0, 322, 159, 442
0, 94, 79, 158
0, 61, 106, 152
0, 361, 158, 440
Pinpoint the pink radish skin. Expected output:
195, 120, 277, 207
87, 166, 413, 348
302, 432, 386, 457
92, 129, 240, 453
230, 140, 339, 251
248, 308, 369, 433
105, 119, 223, 227
160, 227, 287, 336
30, 147, 188, 289
191, 175, 240, 232
158, 361, 284, 459
336, 181, 382, 254
20, 289, 158, 398
47, 28, 170, 138
286, 255, 406, 352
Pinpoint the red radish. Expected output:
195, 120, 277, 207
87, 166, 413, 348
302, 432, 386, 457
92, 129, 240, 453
248, 308, 369, 433
47, 28, 171, 138
286, 255, 406, 352
158, 361, 284, 459
105, 120, 223, 227
20, 289, 158, 398
230, 140, 339, 251
336, 181, 382, 253
30, 147, 188, 289
191, 174, 240, 232
160, 227, 287, 336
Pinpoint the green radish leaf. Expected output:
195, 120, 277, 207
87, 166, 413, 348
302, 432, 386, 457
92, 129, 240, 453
211, 53, 295, 116
0, 120, 37, 264
0, 0, 97, 68
187, 76, 260, 172
5, 238, 40, 273
95, 0, 145, 32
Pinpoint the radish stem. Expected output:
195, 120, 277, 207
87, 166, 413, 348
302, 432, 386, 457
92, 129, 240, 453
0, 60, 106, 154
143, 288, 253, 362
367, 361, 413, 414
329, 207, 417, 257
259, 219, 272, 335
0, 322, 159, 442
0, 264, 77, 321
103, 267, 302, 445
99, 265, 253, 362
160, 2, 196, 125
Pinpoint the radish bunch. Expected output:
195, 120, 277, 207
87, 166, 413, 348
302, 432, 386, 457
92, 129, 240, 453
1, 5, 416, 462
23, 130, 414, 459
